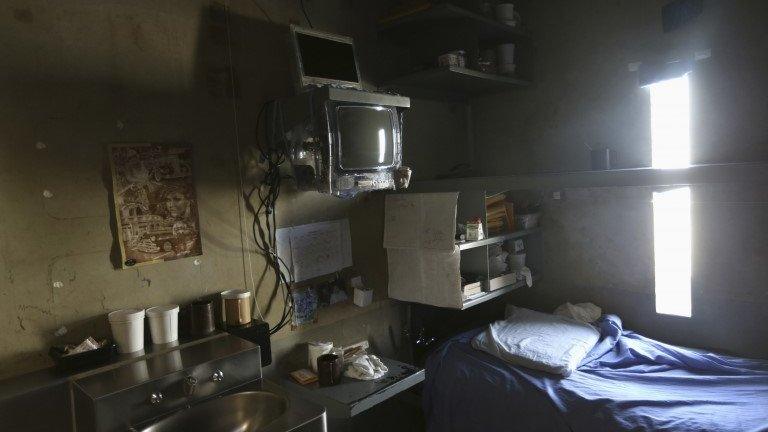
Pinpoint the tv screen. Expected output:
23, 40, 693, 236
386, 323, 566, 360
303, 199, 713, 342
296, 32, 359, 85
337, 106, 395, 170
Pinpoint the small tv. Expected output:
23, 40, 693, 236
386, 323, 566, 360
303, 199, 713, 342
271, 87, 410, 198
290, 25, 362, 92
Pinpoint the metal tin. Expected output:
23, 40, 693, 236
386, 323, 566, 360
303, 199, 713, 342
438, 50, 467, 68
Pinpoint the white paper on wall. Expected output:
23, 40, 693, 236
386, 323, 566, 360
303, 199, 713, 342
276, 219, 353, 283
386, 245, 462, 309
384, 192, 458, 251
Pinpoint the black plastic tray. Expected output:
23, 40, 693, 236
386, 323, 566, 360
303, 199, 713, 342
48, 342, 118, 372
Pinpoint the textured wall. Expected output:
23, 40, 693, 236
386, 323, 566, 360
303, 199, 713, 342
0, 0, 408, 380
512, 183, 768, 359
472, 0, 768, 174
467, 1, 768, 358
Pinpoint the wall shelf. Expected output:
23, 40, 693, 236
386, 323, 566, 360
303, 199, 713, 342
458, 227, 541, 251
409, 162, 768, 192
382, 66, 530, 100
462, 273, 540, 310
386, 190, 543, 310
378, 3, 531, 43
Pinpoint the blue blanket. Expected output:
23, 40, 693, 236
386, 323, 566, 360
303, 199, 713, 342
424, 315, 768, 432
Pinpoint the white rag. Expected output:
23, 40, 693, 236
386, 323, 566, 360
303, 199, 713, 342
344, 354, 388, 380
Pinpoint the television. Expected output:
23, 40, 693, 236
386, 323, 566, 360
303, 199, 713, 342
290, 25, 362, 92
270, 87, 410, 198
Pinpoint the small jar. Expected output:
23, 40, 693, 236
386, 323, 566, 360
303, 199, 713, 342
466, 217, 485, 241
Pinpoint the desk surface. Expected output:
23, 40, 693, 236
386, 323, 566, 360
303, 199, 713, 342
280, 357, 424, 417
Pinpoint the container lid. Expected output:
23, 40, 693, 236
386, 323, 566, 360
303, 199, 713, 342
108, 308, 145, 322
145, 305, 180, 316
308, 341, 333, 348
221, 289, 251, 300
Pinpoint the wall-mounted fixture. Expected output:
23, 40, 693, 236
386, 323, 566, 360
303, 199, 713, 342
268, 26, 412, 199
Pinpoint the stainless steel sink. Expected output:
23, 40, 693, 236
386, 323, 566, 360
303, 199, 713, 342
139, 391, 288, 432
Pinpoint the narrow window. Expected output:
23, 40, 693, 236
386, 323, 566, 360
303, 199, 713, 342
648, 74, 692, 317
652, 187, 692, 317
649, 75, 690, 168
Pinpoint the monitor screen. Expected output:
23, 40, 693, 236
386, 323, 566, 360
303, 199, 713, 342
337, 106, 395, 170
296, 31, 360, 85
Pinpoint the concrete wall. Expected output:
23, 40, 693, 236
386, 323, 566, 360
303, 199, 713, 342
511, 183, 768, 359
472, 0, 768, 174
470, 1, 768, 357
0, 0, 410, 380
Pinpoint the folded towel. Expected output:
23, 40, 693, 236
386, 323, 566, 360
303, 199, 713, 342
344, 354, 388, 380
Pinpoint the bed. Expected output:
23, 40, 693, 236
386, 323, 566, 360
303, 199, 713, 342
423, 314, 768, 432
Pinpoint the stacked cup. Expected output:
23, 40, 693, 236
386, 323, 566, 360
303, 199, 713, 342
108, 304, 180, 353
108, 309, 146, 353
146, 305, 180, 345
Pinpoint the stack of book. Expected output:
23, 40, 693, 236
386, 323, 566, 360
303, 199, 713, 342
485, 194, 515, 235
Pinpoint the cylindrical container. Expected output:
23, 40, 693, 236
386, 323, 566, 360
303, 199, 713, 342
221, 290, 252, 327
308, 341, 334, 373
495, 3, 515, 24
317, 353, 343, 387
108, 309, 145, 353
437, 50, 467, 68
189, 299, 216, 336
146, 305, 179, 344
496, 43, 516, 75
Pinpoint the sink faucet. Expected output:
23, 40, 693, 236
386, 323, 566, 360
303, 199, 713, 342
183, 375, 198, 398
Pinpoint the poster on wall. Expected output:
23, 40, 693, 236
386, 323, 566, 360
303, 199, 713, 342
109, 143, 202, 268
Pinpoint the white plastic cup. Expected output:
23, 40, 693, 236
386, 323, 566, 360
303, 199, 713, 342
146, 305, 180, 344
108, 309, 146, 353
495, 3, 515, 22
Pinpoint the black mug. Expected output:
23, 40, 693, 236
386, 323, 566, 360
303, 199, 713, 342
317, 353, 343, 387
189, 299, 215, 337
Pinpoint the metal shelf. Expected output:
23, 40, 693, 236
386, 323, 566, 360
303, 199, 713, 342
378, 3, 531, 43
458, 227, 541, 251
462, 273, 540, 310
410, 162, 768, 192
382, 66, 530, 100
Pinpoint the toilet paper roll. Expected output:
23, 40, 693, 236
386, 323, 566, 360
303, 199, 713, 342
308, 341, 333, 373
509, 252, 526, 271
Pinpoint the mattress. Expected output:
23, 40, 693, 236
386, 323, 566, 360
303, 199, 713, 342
423, 315, 768, 432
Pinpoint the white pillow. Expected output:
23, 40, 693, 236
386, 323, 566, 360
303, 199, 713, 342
472, 306, 600, 376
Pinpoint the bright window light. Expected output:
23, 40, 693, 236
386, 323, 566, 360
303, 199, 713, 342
653, 187, 692, 317
649, 75, 690, 168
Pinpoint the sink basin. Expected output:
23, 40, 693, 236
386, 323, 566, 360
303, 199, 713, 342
139, 391, 289, 432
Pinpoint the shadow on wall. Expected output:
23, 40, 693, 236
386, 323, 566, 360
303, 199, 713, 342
0, 0, 307, 377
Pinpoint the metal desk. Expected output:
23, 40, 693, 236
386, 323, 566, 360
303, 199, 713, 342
280, 357, 424, 419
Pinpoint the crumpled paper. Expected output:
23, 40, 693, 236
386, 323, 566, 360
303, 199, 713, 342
64, 337, 103, 356
344, 354, 388, 380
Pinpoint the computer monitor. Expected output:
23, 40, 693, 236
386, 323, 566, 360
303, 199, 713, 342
290, 25, 362, 92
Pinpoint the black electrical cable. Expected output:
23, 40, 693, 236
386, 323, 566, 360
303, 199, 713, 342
299, 0, 313, 28
245, 100, 296, 335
